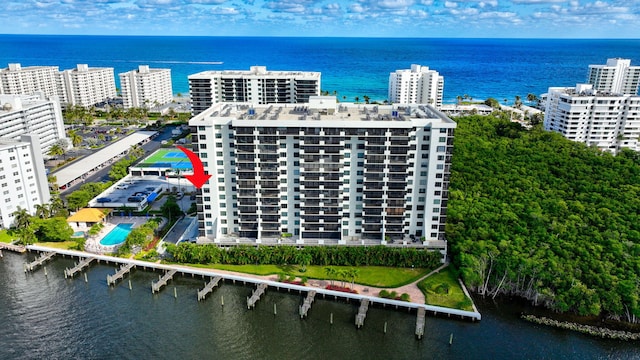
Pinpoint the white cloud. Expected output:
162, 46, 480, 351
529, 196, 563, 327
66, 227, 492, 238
444, 1, 458, 8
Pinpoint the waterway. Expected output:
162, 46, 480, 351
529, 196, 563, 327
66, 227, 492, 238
0, 252, 637, 359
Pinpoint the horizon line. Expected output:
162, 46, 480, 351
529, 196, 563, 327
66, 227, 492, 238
1, 33, 639, 40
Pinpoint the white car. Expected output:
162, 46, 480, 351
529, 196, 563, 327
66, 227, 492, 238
116, 184, 129, 190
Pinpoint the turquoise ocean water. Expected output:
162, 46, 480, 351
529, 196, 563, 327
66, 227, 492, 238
1, 36, 639, 104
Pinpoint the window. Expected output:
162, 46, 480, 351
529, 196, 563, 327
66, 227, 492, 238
436, 146, 445, 152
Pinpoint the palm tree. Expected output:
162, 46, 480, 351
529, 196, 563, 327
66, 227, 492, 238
515, 95, 522, 109
324, 267, 335, 286
34, 204, 51, 219
68, 130, 82, 148
348, 268, 359, 289
128, 145, 145, 159
363, 95, 370, 104
354, 96, 360, 103
12, 207, 32, 229
48, 143, 65, 159
49, 196, 67, 218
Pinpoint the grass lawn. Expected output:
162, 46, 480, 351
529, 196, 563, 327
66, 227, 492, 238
37, 241, 78, 250
186, 264, 430, 288
417, 266, 474, 311
0, 229, 16, 243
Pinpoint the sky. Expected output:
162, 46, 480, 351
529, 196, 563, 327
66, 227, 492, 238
1, 0, 639, 38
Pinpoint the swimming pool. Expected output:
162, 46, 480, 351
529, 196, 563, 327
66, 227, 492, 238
72, 231, 85, 237
99, 223, 134, 246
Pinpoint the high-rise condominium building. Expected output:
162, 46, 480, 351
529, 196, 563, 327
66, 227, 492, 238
0, 93, 66, 152
119, 65, 173, 109
389, 64, 444, 108
544, 84, 640, 153
587, 58, 640, 95
58, 64, 116, 107
0, 134, 51, 229
189, 96, 455, 250
0, 63, 60, 99
188, 66, 321, 115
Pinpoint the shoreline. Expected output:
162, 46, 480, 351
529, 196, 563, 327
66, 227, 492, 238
521, 314, 640, 340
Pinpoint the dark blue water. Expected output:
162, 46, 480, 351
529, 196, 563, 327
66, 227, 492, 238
1, 252, 638, 359
1, 35, 639, 104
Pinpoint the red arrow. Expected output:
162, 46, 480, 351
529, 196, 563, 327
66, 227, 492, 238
177, 145, 211, 189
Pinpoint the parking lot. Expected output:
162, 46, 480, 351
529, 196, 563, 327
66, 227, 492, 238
90, 177, 167, 209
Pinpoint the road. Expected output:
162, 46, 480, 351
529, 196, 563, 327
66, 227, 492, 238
60, 125, 181, 198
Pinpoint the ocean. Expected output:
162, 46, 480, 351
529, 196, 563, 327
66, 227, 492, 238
1, 35, 639, 104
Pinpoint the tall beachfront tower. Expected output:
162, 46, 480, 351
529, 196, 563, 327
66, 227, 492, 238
389, 64, 444, 108
587, 58, 640, 95
0, 135, 51, 229
188, 66, 321, 116
0, 94, 66, 153
544, 84, 640, 154
189, 96, 455, 252
0, 63, 60, 99
119, 65, 173, 109
58, 64, 116, 108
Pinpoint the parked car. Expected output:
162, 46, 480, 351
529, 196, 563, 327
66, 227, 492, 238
127, 196, 144, 202
116, 184, 129, 190
176, 192, 184, 199
96, 197, 112, 203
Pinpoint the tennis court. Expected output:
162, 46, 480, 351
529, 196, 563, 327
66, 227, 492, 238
138, 148, 193, 170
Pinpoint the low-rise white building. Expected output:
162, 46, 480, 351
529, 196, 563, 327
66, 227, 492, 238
189, 97, 455, 249
58, 64, 116, 107
389, 64, 444, 108
544, 84, 640, 153
0, 93, 66, 153
0, 134, 51, 229
119, 65, 173, 109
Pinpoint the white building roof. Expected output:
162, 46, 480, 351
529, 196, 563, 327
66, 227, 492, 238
53, 131, 156, 187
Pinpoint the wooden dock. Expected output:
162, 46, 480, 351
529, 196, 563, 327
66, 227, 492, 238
151, 269, 177, 293
299, 290, 316, 318
355, 298, 369, 328
0, 242, 26, 253
247, 283, 268, 309
25, 251, 56, 272
107, 263, 136, 286
197, 276, 222, 301
415, 307, 426, 339
64, 257, 96, 278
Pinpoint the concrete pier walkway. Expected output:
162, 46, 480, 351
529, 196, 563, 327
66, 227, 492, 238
152, 269, 177, 293
247, 283, 268, 309
25, 252, 56, 272
64, 257, 96, 278
355, 298, 369, 328
197, 276, 222, 301
0, 242, 26, 253
25, 245, 482, 322
299, 290, 316, 318
416, 307, 426, 338
107, 263, 136, 286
